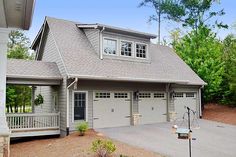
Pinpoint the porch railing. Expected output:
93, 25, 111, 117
6, 112, 60, 131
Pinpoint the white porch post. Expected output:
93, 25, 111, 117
31, 86, 35, 113
0, 28, 10, 134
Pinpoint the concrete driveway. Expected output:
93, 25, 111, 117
96, 119, 236, 157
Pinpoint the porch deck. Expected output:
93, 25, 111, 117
6, 112, 60, 138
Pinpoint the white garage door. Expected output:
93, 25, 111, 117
139, 92, 167, 124
174, 92, 197, 119
93, 92, 131, 128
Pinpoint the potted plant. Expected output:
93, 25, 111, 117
34, 94, 44, 106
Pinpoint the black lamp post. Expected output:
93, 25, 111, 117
187, 106, 192, 157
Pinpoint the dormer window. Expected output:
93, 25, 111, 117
103, 38, 117, 55
136, 43, 147, 58
102, 36, 148, 60
121, 41, 132, 57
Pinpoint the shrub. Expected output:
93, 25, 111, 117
91, 139, 116, 157
76, 122, 88, 136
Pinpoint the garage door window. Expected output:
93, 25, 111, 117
173, 93, 183, 98
114, 93, 128, 98
154, 93, 165, 98
74, 92, 86, 120
95, 92, 110, 98
139, 93, 151, 98
186, 92, 195, 98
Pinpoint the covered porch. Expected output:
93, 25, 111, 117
6, 59, 62, 138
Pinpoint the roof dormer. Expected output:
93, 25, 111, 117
77, 23, 156, 62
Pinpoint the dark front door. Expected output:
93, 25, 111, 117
74, 92, 86, 120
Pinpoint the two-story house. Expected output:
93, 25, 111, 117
29, 17, 205, 136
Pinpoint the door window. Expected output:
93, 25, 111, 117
74, 92, 86, 120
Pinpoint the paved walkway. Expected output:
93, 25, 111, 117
96, 119, 236, 157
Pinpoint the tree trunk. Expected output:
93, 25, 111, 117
10, 106, 13, 113
6, 106, 9, 113
158, 10, 161, 45
14, 105, 18, 113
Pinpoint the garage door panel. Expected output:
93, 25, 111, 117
93, 92, 131, 128
174, 92, 197, 119
139, 92, 167, 124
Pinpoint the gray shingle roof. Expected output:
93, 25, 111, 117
45, 17, 205, 85
7, 59, 62, 79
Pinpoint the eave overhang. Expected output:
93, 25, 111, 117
77, 23, 157, 39
0, 0, 35, 30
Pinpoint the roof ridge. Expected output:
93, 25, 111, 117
45, 16, 78, 24
46, 16, 156, 38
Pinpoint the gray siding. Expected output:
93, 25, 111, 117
57, 78, 67, 135
68, 80, 166, 130
37, 26, 68, 135
40, 26, 67, 75
84, 29, 100, 54
34, 86, 56, 113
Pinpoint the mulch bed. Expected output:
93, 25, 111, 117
10, 130, 163, 157
202, 103, 236, 125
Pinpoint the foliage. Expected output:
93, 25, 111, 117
221, 35, 236, 106
173, 26, 224, 102
6, 85, 32, 113
157, 0, 227, 30
34, 94, 44, 106
6, 86, 17, 113
6, 30, 34, 113
139, 0, 227, 45
76, 122, 89, 136
139, 0, 185, 22
91, 139, 116, 157
139, 0, 178, 44
7, 30, 34, 59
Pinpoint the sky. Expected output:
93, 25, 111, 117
26, 0, 236, 44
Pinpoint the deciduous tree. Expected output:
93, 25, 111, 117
6, 30, 34, 113
221, 35, 236, 106
173, 26, 224, 102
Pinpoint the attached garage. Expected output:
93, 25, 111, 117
139, 92, 167, 124
173, 92, 197, 119
93, 92, 131, 128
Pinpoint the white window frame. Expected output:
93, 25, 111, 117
102, 37, 119, 56
72, 90, 88, 123
135, 42, 148, 59
120, 40, 134, 57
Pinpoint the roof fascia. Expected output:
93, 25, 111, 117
67, 74, 191, 84
34, 18, 48, 60
76, 24, 157, 39
31, 24, 43, 49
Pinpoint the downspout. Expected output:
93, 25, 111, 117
199, 85, 204, 118
66, 78, 78, 136
99, 26, 105, 60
